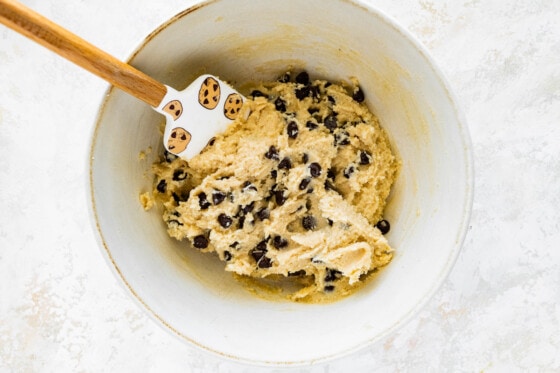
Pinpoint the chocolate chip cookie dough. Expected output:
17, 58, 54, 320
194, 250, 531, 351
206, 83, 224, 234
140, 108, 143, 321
146, 72, 400, 302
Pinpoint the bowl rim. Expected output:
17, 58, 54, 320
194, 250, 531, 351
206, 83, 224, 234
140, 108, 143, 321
87, 0, 475, 366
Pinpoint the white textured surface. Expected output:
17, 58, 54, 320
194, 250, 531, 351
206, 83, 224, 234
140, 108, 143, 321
0, 0, 558, 371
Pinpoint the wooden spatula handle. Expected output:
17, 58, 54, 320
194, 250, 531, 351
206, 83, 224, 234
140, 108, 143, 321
0, 0, 167, 107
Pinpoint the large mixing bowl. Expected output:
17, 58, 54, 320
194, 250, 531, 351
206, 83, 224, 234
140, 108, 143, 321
89, 0, 473, 365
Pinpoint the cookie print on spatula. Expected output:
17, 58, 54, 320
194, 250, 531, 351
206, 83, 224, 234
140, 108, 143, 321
158, 74, 246, 159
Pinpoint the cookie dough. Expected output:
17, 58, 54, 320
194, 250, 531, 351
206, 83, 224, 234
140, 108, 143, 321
148, 72, 399, 301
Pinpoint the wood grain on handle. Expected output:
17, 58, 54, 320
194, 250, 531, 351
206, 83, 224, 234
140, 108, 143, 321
0, 0, 167, 107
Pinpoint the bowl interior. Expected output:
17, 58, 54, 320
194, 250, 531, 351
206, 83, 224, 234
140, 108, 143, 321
90, 0, 472, 365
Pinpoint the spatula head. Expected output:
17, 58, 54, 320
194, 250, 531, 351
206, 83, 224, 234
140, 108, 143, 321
156, 74, 245, 160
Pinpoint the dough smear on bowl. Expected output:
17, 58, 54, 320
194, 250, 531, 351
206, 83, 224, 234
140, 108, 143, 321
145, 72, 400, 302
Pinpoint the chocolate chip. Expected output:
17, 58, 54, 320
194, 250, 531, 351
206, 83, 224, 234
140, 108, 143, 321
327, 95, 336, 104
256, 208, 270, 221
273, 235, 289, 249
218, 213, 233, 228
324, 114, 338, 131
251, 90, 266, 98
295, 71, 310, 85
287, 121, 299, 139
172, 169, 188, 181
306, 121, 318, 130
242, 201, 255, 214
274, 97, 287, 112
265, 145, 280, 160
307, 188, 314, 193
156, 179, 167, 193
288, 270, 306, 276
295, 85, 310, 100
335, 131, 350, 146
223, 251, 232, 261
275, 190, 287, 206
167, 219, 183, 227
359, 150, 372, 165
302, 215, 317, 231
302, 153, 309, 164
309, 162, 322, 177
325, 269, 342, 282
277, 72, 291, 83
258, 256, 272, 268
193, 235, 208, 249
238, 215, 245, 229
250, 246, 266, 261
324, 179, 339, 193
376, 219, 391, 234
271, 169, 278, 179
324, 285, 335, 292
343, 165, 355, 178
308, 107, 319, 115
278, 157, 292, 170
198, 192, 211, 210
310, 85, 320, 100
327, 167, 336, 180
353, 86, 365, 102
208, 137, 216, 146
242, 181, 257, 192
212, 191, 226, 205
327, 218, 334, 226
299, 177, 311, 190
250, 240, 268, 266
229, 241, 239, 248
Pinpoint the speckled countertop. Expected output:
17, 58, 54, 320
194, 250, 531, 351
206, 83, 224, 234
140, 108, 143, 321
1, 0, 559, 371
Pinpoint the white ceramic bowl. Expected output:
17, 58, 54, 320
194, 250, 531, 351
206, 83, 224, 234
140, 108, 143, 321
89, 0, 473, 365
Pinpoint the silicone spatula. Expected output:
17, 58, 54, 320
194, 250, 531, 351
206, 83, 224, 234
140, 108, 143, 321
0, 0, 245, 159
